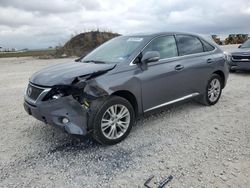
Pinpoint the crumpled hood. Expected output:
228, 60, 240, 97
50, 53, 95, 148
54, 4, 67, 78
30, 62, 116, 86
231, 48, 250, 56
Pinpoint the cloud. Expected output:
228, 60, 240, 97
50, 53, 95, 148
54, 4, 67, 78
0, 0, 250, 49
0, 0, 100, 14
0, 7, 34, 27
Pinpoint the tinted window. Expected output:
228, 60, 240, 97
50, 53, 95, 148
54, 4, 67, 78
202, 40, 215, 51
143, 35, 178, 59
176, 35, 204, 56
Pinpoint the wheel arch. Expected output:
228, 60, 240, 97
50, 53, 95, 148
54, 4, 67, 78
213, 70, 225, 88
111, 90, 139, 118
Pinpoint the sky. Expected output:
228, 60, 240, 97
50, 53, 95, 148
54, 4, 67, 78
0, 0, 250, 49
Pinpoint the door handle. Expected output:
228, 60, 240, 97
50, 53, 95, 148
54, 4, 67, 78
207, 58, 214, 64
175, 64, 184, 71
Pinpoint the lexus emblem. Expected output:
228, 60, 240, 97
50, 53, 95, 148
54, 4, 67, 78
27, 86, 32, 96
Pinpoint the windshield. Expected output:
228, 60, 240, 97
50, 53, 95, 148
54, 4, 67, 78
82, 36, 144, 64
241, 39, 250, 48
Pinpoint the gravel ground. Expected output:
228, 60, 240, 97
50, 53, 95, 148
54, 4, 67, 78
0, 56, 249, 188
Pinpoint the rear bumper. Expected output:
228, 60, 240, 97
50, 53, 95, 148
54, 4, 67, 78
23, 96, 88, 135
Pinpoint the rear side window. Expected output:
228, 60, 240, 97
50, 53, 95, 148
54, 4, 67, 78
201, 40, 215, 52
143, 35, 178, 59
176, 35, 204, 56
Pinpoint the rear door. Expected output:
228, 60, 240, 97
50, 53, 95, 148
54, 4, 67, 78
174, 34, 215, 95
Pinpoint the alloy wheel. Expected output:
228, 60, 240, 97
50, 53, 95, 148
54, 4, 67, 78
208, 78, 221, 102
101, 104, 130, 140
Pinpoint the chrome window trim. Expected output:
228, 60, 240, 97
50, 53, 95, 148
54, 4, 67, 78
129, 34, 217, 66
158, 49, 216, 63
144, 92, 199, 112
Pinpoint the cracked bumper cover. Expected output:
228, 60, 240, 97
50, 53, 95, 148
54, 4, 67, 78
23, 96, 88, 135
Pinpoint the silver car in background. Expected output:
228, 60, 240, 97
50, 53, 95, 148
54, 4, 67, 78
228, 39, 250, 72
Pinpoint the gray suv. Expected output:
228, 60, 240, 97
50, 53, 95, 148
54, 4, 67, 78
24, 32, 229, 145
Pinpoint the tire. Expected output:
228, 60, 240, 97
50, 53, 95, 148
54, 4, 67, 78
199, 74, 222, 106
89, 96, 135, 145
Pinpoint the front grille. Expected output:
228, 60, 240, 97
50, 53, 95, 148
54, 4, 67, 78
232, 55, 250, 61
26, 84, 44, 101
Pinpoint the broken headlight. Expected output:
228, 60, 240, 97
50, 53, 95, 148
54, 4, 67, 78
51, 93, 64, 99
42, 86, 84, 102
42, 87, 67, 101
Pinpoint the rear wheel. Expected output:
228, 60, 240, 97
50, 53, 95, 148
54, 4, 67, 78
90, 96, 135, 145
199, 74, 222, 106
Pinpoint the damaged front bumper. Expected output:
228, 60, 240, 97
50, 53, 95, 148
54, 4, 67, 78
23, 95, 88, 135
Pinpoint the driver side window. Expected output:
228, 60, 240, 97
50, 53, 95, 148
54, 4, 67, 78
143, 35, 178, 59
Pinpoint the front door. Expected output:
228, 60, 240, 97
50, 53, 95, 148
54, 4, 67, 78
138, 35, 189, 112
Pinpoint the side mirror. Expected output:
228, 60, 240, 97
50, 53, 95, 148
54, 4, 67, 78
238, 45, 242, 48
141, 51, 160, 64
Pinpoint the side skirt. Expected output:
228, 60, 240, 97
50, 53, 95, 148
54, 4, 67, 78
144, 93, 200, 112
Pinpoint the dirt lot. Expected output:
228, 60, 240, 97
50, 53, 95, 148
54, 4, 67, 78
0, 56, 249, 188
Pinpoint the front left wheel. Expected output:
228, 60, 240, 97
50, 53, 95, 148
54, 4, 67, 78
90, 96, 135, 145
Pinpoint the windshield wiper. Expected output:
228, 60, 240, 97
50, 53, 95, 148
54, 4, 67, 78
83, 60, 106, 64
